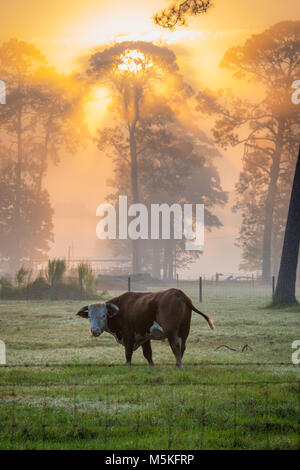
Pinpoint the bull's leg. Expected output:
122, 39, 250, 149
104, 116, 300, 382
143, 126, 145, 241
142, 340, 154, 366
124, 335, 134, 365
180, 339, 186, 359
167, 333, 183, 369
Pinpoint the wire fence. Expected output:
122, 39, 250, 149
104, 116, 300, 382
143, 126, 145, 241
0, 377, 299, 449
124, 275, 286, 305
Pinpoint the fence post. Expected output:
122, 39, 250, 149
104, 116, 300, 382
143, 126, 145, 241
128, 276, 131, 292
199, 276, 203, 303
272, 275, 275, 298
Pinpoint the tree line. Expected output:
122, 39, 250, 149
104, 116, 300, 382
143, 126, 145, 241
0, 17, 299, 303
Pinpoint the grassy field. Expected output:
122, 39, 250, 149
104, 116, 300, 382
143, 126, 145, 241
0, 285, 299, 449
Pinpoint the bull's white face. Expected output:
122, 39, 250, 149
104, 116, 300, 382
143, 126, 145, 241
76, 303, 119, 337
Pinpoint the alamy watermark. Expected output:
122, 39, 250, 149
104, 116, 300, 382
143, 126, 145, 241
291, 80, 300, 105
96, 196, 204, 251
291, 340, 300, 365
0, 340, 6, 365
0, 80, 6, 104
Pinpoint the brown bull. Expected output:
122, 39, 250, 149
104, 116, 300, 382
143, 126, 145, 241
77, 288, 215, 368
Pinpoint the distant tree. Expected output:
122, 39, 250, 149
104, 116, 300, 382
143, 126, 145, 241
0, 154, 54, 268
15, 266, 29, 288
0, 39, 47, 272
88, 41, 187, 273
197, 22, 300, 282
31, 67, 88, 194
154, 0, 211, 29
97, 103, 227, 279
272, 147, 300, 306
232, 143, 295, 274
0, 39, 86, 273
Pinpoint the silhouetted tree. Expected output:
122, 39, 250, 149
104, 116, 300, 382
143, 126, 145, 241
88, 41, 186, 273
97, 102, 227, 279
0, 39, 47, 272
0, 39, 86, 274
154, 0, 211, 29
0, 140, 54, 271
197, 22, 300, 282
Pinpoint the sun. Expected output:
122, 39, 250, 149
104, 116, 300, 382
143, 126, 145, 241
118, 49, 154, 74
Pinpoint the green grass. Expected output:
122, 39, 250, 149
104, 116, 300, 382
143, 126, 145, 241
0, 284, 299, 449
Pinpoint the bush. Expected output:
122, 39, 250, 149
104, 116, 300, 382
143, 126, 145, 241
0, 266, 103, 301
77, 263, 98, 299
27, 276, 50, 300
0, 277, 23, 299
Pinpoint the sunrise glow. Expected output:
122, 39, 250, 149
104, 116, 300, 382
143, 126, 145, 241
118, 49, 154, 74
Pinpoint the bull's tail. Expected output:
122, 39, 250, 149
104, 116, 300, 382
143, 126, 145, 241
191, 304, 215, 331
180, 292, 215, 331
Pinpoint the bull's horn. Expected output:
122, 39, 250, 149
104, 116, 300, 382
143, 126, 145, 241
76, 305, 89, 315
106, 303, 119, 311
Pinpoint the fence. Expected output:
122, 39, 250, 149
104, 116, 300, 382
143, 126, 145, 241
125, 275, 285, 304
0, 374, 299, 449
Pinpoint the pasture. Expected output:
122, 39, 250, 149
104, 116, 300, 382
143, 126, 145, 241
0, 284, 299, 449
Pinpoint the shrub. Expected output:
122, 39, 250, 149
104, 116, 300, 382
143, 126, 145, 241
77, 263, 98, 299
27, 276, 50, 300
0, 277, 23, 299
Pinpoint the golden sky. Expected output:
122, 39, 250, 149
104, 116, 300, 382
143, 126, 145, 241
1, 0, 298, 274
1, 0, 297, 83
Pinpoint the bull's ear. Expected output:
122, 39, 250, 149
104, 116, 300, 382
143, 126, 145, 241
106, 303, 119, 318
76, 305, 89, 318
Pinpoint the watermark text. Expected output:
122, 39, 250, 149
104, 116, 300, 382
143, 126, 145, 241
291, 80, 300, 104
0, 80, 6, 104
292, 340, 300, 365
0, 340, 6, 365
96, 196, 204, 251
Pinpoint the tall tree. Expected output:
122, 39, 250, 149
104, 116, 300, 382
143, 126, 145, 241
273, 147, 300, 306
88, 41, 185, 273
97, 102, 227, 279
197, 22, 300, 282
0, 39, 47, 272
0, 39, 86, 273
0, 154, 54, 267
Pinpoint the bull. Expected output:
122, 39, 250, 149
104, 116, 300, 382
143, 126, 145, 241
76, 288, 215, 368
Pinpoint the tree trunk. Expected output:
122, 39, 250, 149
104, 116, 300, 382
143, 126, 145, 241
37, 129, 50, 195
272, 147, 300, 306
10, 108, 23, 275
261, 166, 278, 283
151, 242, 161, 280
162, 242, 174, 280
129, 124, 141, 274
162, 244, 168, 281
167, 243, 174, 280
261, 123, 284, 284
